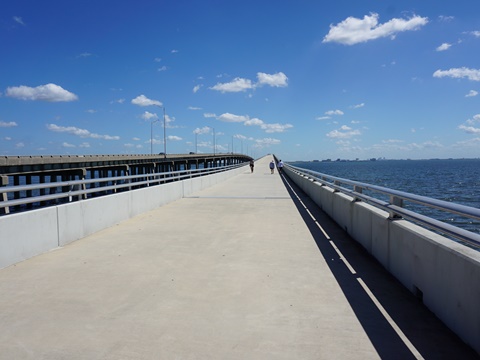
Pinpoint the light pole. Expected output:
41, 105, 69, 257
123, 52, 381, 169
213, 128, 216, 156
150, 118, 159, 155
153, 105, 166, 158
162, 107, 166, 158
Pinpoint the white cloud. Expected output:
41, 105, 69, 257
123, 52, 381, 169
260, 123, 293, 133
459, 114, 480, 133
352, 103, 365, 109
433, 67, 480, 81
47, 124, 120, 140
0, 121, 18, 127
204, 113, 217, 118
256, 72, 288, 87
316, 116, 330, 120
131, 94, 163, 107
188, 106, 202, 110
210, 72, 288, 93
470, 31, 480, 38
438, 16, 454, 22
158, 66, 167, 72
233, 134, 247, 140
6, 83, 78, 102
141, 111, 159, 120
323, 13, 428, 45
193, 84, 202, 93
62, 142, 76, 148
193, 126, 211, 135
255, 138, 281, 146
244, 118, 265, 126
15, 142, 25, 148
217, 113, 249, 122
325, 110, 344, 116
436, 43, 452, 51
210, 77, 253, 93
326, 126, 361, 139
466, 90, 478, 97
167, 135, 182, 141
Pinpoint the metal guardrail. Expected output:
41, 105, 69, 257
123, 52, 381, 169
286, 164, 480, 248
0, 163, 245, 215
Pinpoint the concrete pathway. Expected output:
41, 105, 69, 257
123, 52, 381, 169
0, 156, 477, 359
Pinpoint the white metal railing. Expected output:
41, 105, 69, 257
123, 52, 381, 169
286, 164, 480, 248
0, 164, 244, 215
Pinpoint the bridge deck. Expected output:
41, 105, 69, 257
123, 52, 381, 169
0, 156, 476, 359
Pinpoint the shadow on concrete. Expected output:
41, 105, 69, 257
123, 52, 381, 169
280, 173, 478, 360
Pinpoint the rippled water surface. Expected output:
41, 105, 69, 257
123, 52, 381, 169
288, 159, 480, 234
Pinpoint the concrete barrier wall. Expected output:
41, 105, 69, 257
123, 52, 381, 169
0, 165, 248, 269
284, 167, 480, 354
0, 207, 59, 268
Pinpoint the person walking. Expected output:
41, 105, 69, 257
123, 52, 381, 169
277, 160, 284, 174
269, 160, 275, 174
249, 160, 254, 173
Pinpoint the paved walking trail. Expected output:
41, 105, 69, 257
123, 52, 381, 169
0, 156, 477, 359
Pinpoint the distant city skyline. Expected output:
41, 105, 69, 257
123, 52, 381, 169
1, 1, 480, 161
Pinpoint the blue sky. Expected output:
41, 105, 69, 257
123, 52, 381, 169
1, 1, 480, 160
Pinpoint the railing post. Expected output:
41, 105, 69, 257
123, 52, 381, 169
389, 195, 403, 219
0, 175, 10, 215
353, 185, 363, 202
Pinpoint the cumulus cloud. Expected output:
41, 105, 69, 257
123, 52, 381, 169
256, 72, 288, 87
466, 90, 478, 97
218, 113, 249, 123
436, 43, 452, 51
6, 83, 78, 102
141, 111, 159, 121
458, 114, 480, 134
210, 72, 289, 93
260, 123, 293, 133
0, 121, 18, 127
47, 124, 120, 140
244, 118, 265, 126
323, 13, 428, 45
326, 125, 361, 139
167, 135, 182, 141
433, 67, 480, 81
211, 112, 293, 133
193, 84, 202, 93
131, 94, 163, 107
325, 110, 344, 116
210, 78, 253, 93
193, 126, 211, 135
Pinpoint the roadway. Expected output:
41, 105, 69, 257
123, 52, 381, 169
0, 156, 477, 359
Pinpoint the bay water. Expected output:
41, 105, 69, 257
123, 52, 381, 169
288, 159, 480, 235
